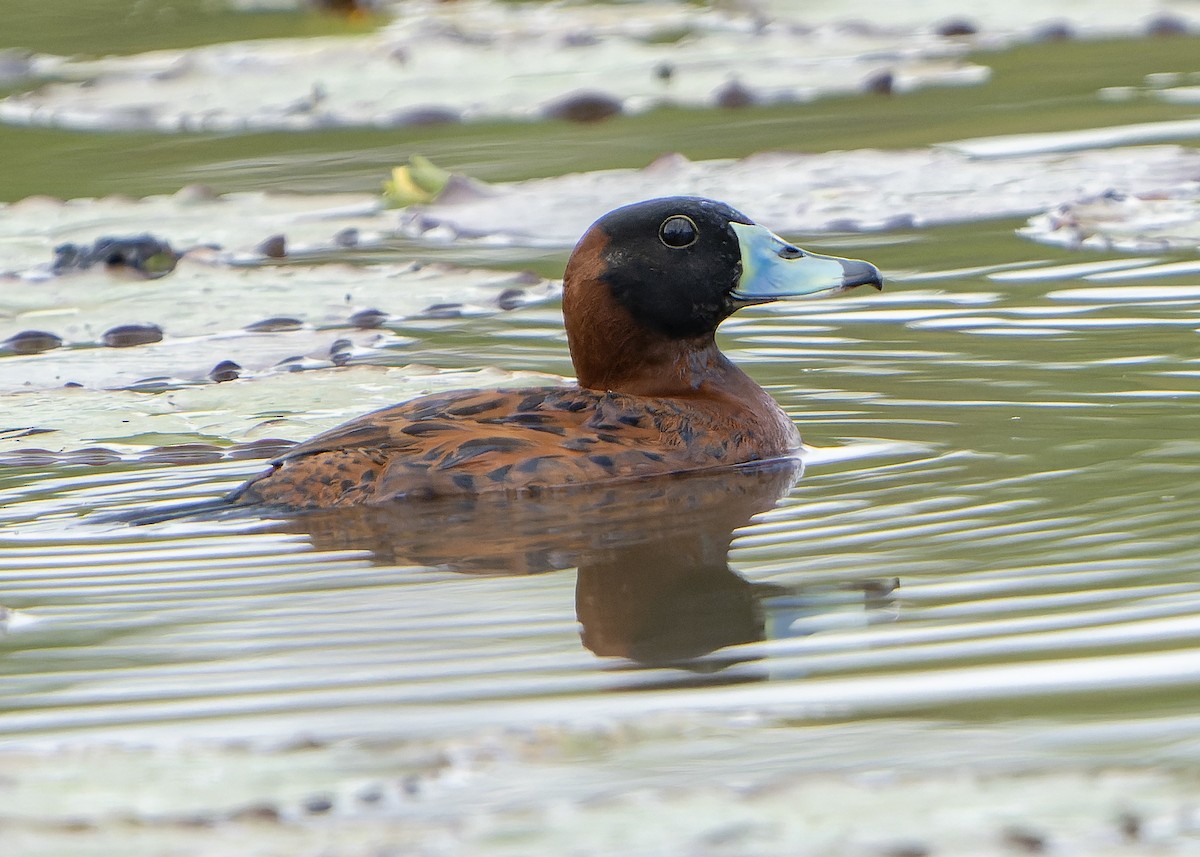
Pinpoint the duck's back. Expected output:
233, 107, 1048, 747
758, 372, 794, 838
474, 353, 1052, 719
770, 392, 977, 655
229, 385, 799, 508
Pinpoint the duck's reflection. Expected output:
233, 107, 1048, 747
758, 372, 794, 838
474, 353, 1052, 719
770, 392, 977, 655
271, 459, 896, 669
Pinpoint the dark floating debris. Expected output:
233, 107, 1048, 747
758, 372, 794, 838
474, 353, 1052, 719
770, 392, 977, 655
2, 329, 63, 355
542, 90, 624, 123
329, 338, 353, 366
497, 288, 526, 310
1002, 825, 1048, 854
301, 794, 335, 815
420, 302, 464, 319
1032, 20, 1074, 41
256, 234, 288, 259
935, 18, 978, 37
714, 79, 756, 109
245, 317, 304, 333
102, 323, 163, 348
208, 360, 242, 382
52, 234, 179, 279
349, 307, 388, 328
227, 802, 282, 824
863, 70, 894, 96
333, 227, 360, 248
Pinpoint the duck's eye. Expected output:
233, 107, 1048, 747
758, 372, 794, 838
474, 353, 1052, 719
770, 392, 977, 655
659, 215, 698, 248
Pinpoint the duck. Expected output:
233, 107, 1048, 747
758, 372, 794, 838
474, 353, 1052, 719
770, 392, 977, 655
228, 196, 882, 509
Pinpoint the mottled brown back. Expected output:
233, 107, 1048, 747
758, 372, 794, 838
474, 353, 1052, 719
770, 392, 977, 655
230, 385, 798, 509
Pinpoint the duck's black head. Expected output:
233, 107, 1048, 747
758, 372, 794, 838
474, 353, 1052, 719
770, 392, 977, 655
584, 196, 882, 339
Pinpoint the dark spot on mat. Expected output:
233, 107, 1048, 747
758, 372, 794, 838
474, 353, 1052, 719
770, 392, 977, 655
641, 451, 664, 462
936, 17, 978, 37
245, 317, 303, 333
497, 288, 525, 310
588, 454, 615, 470
2, 329, 62, 355
1001, 826, 1047, 853
349, 307, 389, 328
452, 473, 475, 491
301, 794, 334, 815
329, 338, 353, 365
1117, 811, 1142, 843
863, 70, 894, 96
127, 376, 173, 391
421, 303, 463, 319
356, 784, 384, 804
543, 90, 623, 123
561, 30, 599, 47
1032, 21, 1073, 41
596, 432, 622, 444
486, 463, 512, 482
715, 79, 755, 109
257, 234, 287, 258
228, 802, 281, 823
208, 360, 241, 382
102, 323, 163, 348
655, 62, 674, 84
617, 414, 642, 426
333, 227, 359, 247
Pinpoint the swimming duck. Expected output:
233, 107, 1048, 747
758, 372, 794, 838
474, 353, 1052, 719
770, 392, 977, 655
229, 196, 882, 508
